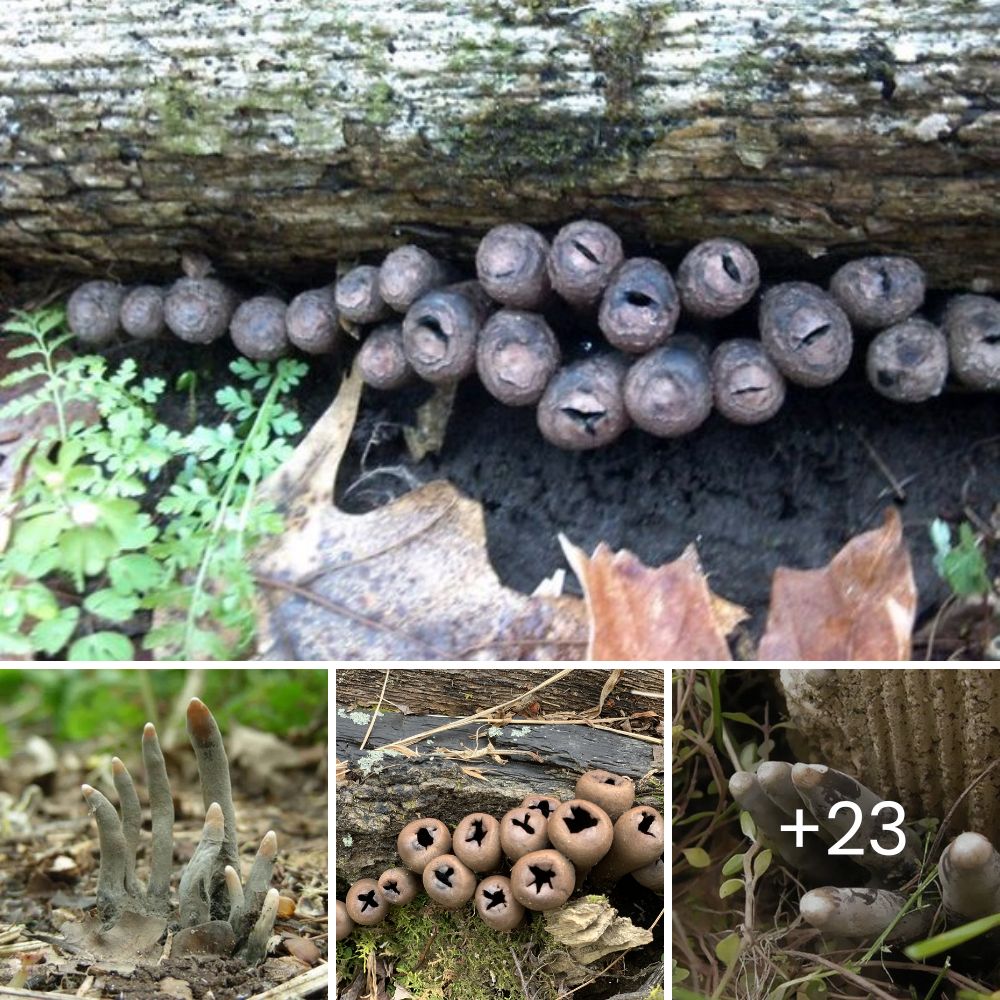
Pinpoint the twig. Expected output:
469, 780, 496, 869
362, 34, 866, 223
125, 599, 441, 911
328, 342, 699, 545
359, 669, 391, 751
854, 430, 909, 501
245, 965, 328, 999
586, 724, 662, 745
782, 951, 904, 1000
555, 952, 626, 998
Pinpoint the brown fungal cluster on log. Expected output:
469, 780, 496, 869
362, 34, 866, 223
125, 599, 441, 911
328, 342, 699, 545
65, 228, 998, 449
335, 768, 662, 941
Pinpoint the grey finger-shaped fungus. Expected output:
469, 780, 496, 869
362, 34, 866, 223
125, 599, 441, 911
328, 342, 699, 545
800, 886, 932, 943
345, 878, 387, 926
378, 867, 421, 906
111, 757, 142, 897
81, 783, 131, 928
225, 865, 245, 925
453, 812, 503, 873
711, 339, 786, 425
164, 254, 238, 344
547, 220, 625, 311
537, 354, 630, 450
500, 807, 550, 861
728, 771, 842, 882
759, 282, 853, 387
335, 899, 355, 941
380, 245, 449, 312
598, 258, 680, 353
286, 286, 339, 355
120, 285, 166, 340
940, 831, 1000, 921
232, 829, 278, 938
756, 761, 822, 835
179, 801, 225, 928
790, 763, 920, 881
240, 886, 279, 963
866, 318, 949, 402
623, 336, 713, 438
229, 296, 289, 361
68, 281, 125, 346
397, 817, 452, 873
186, 698, 240, 909
476, 310, 560, 406
630, 854, 664, 894
575, 770, 635, 821
521, 795, 560, 818
422, 853, 477, 910
677, 239, 760, 319
358, 321, 413, 390
944, 294, 1000, 391
476, 875, 525, 931
547, 799, 614, 887
510, 849, 575, 911
336, 265, 391, 325
402, 282, 490, 383
590, 806, 663, 884
830, 256, 926, 331
141, 722, 174, 913
476, 224, 551, 310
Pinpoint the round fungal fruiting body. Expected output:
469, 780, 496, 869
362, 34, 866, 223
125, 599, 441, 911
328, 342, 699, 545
830, 256, 926, 330
336, 265, 390, 325
940, 831, 1000, 921
335, 899, 354, 941
67, 281, 126, 346
453, 812, 503, 873
476, 224, 551, 310
164, 279, 237, 344
229, 296, 289, 361
711, 339, 786, 425
500, 807, 550, 861
119, 285, 166, 340
865, 318, 948, 402
943, 294, 1000, 391
590, 806, 664, 883
286, 287, 339, 355
631, 854, 664, 894
677, 239, 760, 319
344, 878, 387, 927
598, 258, 680, 353
377, 867, 421, 907
521, 795, 560, 819
379, 245, 448, 313
510, 849, 575, 912
402, 283, 489, 383
475, 875, 525, 931
358, 322, 413, 390
623, 336, 713, 438
422, 853, 477, 909
547, 220, 625, 310
575, 771, 635, 821
397, 817, 452, 873
759, 282, 853, 387
537, 354, 630, 450
476, 310, 560, 406
547, 799, 614, 874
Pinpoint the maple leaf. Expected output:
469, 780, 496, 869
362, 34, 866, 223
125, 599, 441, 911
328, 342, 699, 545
759, 507, 916, 660
560, 537, 746, 660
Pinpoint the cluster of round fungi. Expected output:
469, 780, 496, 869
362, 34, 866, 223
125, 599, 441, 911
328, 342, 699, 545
334, 769, 663, 942
66, 226, 1000, 450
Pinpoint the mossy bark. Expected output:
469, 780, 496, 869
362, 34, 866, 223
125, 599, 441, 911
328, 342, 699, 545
0, 1, 996, 289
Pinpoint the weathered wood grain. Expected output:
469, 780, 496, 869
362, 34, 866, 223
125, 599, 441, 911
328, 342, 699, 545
1, 1, 997, 288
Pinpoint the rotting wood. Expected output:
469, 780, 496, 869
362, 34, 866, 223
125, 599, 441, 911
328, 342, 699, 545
246, 964, 328, 1000
0, 2, 997, 289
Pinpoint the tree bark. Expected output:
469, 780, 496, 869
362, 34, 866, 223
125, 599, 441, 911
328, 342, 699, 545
0, 1, 997, 289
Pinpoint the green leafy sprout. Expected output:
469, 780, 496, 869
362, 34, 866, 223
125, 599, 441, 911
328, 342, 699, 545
0, 306, 307, 660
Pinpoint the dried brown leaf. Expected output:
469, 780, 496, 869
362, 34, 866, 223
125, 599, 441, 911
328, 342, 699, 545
759, 507, 916, 660
253, 369, 586, 660
561, 537, 744, 660
460, 767, 488, 781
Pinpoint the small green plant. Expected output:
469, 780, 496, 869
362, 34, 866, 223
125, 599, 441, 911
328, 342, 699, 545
0, 306, 306, 659
930, 519, 994, 599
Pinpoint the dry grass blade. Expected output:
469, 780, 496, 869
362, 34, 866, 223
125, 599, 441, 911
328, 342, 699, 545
359, 669, 391, 751
245, 965, 329, 999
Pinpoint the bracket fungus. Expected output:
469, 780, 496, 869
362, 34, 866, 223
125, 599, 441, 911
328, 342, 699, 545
80, 699, 280, 964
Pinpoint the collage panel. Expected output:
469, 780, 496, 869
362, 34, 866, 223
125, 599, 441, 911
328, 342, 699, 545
673, 667, 1000, 999
0, 667, 329, 999
334, 666, 666, 1000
